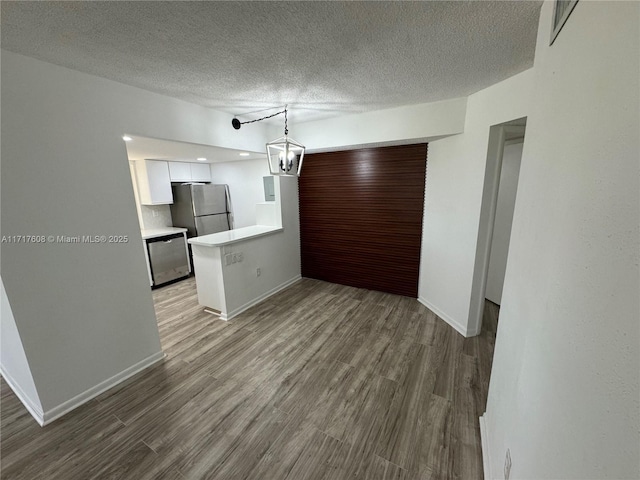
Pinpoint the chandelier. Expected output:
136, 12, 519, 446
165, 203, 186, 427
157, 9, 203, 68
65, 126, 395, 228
232, 106, 305, 177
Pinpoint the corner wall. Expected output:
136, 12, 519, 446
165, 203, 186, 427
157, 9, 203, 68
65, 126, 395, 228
482, 2, 639, 478
418, 69, 533, 335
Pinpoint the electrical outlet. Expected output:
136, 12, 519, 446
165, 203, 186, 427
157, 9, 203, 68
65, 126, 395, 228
504, 449, 512, 480
237, 252, 243, 262
232, 253, 238, 264
225, 254, 232, 266
256, 267, 261, 277
152, 210, 159, 218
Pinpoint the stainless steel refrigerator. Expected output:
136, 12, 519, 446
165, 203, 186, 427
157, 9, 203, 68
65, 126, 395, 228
170, 184, 233, 237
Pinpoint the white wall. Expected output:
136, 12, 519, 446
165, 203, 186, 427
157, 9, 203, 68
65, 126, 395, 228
485, 141, 523, 305
0, 277, 43, 421
483, 2, 639, 479
418, 69, 533, 336
210, 158, 271, 228
286, 97, 468, 151
0, 51, 268, 421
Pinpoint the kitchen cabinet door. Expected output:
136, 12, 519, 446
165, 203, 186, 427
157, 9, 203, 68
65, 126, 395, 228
190, 163, 212, 182
168, 162, 192, 182
135, 160, 173, 205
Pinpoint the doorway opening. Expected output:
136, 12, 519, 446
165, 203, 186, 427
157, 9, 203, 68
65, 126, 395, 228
468, 118, 526, 336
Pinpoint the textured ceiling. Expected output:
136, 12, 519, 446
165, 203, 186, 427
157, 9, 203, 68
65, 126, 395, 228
1, 1, 541, 124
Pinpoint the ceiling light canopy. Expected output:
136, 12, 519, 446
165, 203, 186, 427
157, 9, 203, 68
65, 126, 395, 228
122, 135, 132, 142
232, 106, 305, 177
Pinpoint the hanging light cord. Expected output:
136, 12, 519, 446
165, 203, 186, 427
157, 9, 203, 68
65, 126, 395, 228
284, 107, 288, 135
232, 105, 288, 132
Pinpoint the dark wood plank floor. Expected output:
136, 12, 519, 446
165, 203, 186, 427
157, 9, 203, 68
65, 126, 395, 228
1, 277, 498, 479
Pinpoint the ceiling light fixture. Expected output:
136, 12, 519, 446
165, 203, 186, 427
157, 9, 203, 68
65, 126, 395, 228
232, 105, 305, 176
122, 135, 132, 142
197, 157, 207, 162
239, 152, 250, 157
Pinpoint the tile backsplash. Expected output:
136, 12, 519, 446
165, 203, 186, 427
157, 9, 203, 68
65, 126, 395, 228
140, 205, 172, 229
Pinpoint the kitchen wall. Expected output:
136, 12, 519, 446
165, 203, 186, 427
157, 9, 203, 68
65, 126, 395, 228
139, 205, 172, 230
0, 50, 269, 422
131, 157, 267, 231
482, 2, 639, 478
210, 158, 270, 228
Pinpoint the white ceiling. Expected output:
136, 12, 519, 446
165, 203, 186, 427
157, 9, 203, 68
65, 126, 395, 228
124, 135, 266, 163
1, 1, 542, 125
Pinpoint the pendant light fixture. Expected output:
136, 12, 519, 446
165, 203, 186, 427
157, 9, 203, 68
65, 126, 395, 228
232, 106, 305, 177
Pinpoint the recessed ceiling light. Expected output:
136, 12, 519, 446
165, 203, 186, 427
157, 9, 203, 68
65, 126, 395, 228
239, 152, 250, 157
122, 135, 132, 142
197, 157, 207, 162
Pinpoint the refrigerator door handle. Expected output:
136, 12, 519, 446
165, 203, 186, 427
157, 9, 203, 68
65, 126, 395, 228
225, 185, 234, 230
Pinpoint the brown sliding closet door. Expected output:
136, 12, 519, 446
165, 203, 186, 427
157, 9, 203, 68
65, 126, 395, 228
299, 144, 427, 297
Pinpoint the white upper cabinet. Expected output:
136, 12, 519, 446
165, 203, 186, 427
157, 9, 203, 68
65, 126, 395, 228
168, 161, 211, 183
190, 163, 212, 182
135, 161, 211, 205
134, 160, 173, 205
168, 162, 192, 182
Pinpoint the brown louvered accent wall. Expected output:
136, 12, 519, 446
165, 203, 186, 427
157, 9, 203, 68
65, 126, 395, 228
299, 144, 427, 297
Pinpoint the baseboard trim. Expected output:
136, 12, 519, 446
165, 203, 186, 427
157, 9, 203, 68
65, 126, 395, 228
0, 366, 45, 426
417, 296, 470, 337
222, 275, 302, 321
41, 351, 165, 426
479, 413, 493, 480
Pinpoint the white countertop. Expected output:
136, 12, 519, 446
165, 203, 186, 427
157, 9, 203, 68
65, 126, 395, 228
141, 227, 188, 240
188, 225, 282, 247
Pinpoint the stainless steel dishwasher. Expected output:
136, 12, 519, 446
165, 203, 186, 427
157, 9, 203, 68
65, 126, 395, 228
146, 233, 190, 287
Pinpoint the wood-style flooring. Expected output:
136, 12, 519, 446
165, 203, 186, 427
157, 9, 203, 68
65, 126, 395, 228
1, 277, 498, 479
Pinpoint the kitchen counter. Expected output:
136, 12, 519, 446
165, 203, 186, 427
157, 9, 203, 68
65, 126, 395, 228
186, 177, 300, 322
188, 225, 282, 247
187, 224, 289, 320
141, 227, 188, 240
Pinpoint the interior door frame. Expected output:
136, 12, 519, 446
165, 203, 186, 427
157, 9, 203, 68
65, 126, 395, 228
467, 120, 526, 336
